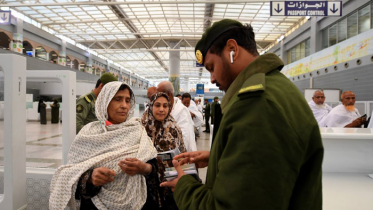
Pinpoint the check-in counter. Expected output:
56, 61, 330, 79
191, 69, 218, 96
321, 127, 373, 210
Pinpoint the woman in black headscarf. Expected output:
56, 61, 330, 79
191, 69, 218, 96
50, 99, 60, 124
38, 99, 47, 124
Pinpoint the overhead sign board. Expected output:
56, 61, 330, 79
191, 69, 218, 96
0, 10, 11, 25
196, 84, 204, 95
270, 1, 342, 16
196, 61, 204, 67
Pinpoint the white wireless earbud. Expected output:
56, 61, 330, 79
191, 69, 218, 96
230, 51, 235, 64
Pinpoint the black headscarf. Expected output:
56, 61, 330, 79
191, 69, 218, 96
38, 99, 44, 113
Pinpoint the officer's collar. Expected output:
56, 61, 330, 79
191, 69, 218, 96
221, 53, 284, 114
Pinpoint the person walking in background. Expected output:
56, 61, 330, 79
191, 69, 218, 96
210, 96, 219, 124
203, 99, 210, 133
50, 99, 60, 124
38, 99, 47, 125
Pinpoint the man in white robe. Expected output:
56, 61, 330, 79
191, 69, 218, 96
367, 110, 373, 128
324, 91, 366, 127
182, 93, 204, 137
157, 81, 197, 152
308, 90, 332, 127
195, 98, 203, 114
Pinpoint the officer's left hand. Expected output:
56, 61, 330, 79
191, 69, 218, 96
160, 160, 186, 192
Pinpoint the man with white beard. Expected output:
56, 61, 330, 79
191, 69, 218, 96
308, 90, 332, 127
324, 91, 366, 127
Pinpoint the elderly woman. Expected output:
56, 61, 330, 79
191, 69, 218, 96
49, 82, 159, 210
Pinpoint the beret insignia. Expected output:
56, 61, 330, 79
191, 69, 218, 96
196, 50, 203, 64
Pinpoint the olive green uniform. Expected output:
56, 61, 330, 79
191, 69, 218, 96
76, 91, 97, 134
174, 54, 323, 210
210, 102, 217, 124
204, 103, 211, 132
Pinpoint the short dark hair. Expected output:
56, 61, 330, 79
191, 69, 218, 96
176, 94, 181, 97
209, 24, 259, 57
182, 93, 191, 100
118, 84, 133, 99
95, 79, 102, 88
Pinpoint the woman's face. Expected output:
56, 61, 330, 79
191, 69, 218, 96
152, 96, 169, 121
107, 88, 131, 124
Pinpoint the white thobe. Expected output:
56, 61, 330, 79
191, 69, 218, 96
308, 101, 332, 127
197, 104, 203, 114
171, 97, 197, 152
368, 110, 373, 128
324, 104, 361, 127
188, 102, 204, 128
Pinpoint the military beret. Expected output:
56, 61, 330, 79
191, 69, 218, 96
195, 19, 243, 65
214, 96, 219, 100
100, 72, 118, 85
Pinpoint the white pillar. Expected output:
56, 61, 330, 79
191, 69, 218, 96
0, 54, 27, 210
12, 18, 23, 53
58, 40, 66, 66
169, 42, 180, 95
280, 40, 286, 65
310, 17, 321, 54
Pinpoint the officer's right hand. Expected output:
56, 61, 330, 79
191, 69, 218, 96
89, 167, 116, 186
174, 151, 210, 169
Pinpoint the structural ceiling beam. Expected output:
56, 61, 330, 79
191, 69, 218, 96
4, 0, 272, 7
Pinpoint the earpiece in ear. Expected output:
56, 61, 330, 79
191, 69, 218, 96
230, 51, 235, 64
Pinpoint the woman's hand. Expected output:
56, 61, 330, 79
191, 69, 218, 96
90, 167, 116, 186
119, 158, 152, 176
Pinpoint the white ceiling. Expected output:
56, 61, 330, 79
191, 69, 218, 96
3, 0, 305, 83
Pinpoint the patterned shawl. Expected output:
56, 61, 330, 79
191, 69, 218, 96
50, 82, 158, 210
141, 92, 186, 153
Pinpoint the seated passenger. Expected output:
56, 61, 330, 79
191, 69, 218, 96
308, 90, 332, 127
49, 82, 160, 210
324, 91, 366, 127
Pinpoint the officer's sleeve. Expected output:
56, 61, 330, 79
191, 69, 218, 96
76, 100, 90, 134
174, 97, 308, 209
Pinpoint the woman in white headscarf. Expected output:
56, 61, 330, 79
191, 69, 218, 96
49, 82, 159, 210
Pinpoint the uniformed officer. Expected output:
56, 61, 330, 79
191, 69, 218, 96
210, 96, 219, 124
76, 73, 118, 134
202, 99, 210, 133
161, 19, 324, 210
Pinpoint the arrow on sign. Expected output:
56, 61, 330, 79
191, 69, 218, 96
1, 13, 8, 21
330, 3, 338, 13
274, 3, 283, 13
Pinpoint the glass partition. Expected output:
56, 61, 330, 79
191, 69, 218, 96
0, 69, 4, 197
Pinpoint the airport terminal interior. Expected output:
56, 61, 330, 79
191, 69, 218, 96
0, 0, 373, 209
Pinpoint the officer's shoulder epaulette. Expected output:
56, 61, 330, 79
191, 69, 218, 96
237, 73, 265, 97
84, 94, 94, 103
